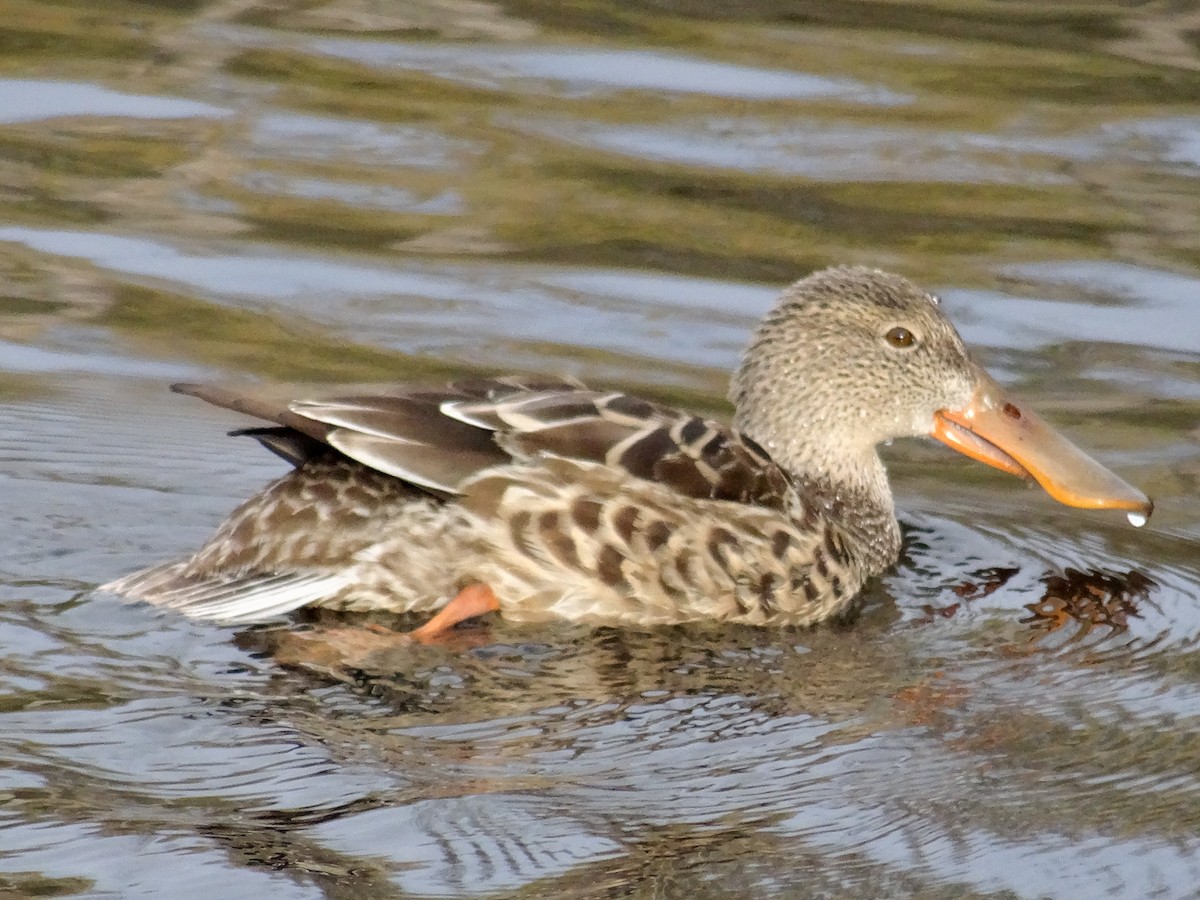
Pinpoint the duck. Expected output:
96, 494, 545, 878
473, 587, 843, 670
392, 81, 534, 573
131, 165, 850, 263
101, 266, 1152, 639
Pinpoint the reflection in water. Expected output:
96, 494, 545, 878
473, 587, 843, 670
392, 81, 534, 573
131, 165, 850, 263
1023, 568, 1155, 642
307, 39, 910, 103
0, 78, 230, 124
249, 112, 483, 167
517, 116, 1090, 184
0, 0, 1198, 897
912, 565, 1020, 623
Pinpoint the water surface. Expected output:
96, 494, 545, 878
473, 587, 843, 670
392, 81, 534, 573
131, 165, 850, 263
0, 1, 1198, 897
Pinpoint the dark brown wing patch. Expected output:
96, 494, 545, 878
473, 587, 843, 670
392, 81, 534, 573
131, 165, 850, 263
174, 377, 793, 511
479, 391, 794, 510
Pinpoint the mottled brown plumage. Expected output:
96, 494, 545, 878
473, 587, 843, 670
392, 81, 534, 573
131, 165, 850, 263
101, 266, 1151, 628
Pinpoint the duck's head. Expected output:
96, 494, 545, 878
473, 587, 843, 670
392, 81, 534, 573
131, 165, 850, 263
731, 265, 1152, 520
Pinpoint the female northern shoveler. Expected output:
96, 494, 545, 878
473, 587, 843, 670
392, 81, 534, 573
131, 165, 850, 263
102, 266, 1151, 639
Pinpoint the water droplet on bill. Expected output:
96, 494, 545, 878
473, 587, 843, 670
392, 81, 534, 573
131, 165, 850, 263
1127, 512, 1147, 528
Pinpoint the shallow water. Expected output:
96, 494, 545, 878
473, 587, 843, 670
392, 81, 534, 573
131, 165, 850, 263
0, 1, 1198, 897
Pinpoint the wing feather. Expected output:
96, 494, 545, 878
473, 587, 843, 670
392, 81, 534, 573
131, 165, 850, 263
173, 376, 793, 509
100, 564, 352, 624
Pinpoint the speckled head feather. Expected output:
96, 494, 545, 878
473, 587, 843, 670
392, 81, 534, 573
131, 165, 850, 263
731, 266, 975, 491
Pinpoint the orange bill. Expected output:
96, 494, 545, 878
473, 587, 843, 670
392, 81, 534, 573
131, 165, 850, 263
932, 366, 1152, 518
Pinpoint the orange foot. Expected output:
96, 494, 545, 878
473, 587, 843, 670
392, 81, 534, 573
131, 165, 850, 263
408, 583, 501, 644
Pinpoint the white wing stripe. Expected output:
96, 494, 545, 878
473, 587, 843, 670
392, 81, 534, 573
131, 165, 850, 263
149, 572, 351, 624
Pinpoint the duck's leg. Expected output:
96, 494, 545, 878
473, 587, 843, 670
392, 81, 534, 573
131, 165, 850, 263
408, 584, 500, 643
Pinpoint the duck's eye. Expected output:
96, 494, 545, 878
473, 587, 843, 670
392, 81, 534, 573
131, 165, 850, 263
885, 326, 916, 349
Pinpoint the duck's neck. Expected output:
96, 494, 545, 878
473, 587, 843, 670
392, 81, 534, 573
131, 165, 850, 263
789, 459, 902, 577
741, 421, 902, 575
